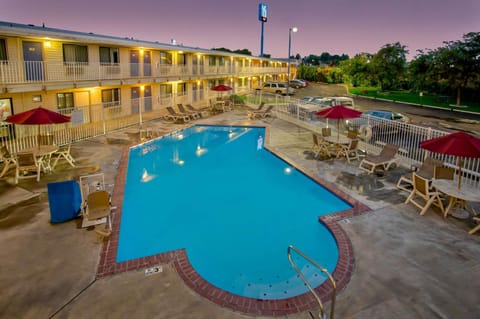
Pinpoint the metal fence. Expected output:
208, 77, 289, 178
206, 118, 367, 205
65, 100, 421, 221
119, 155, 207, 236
246, 93, 480, 186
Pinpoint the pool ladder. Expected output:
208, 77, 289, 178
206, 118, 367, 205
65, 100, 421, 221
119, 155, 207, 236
287, 245, 336, 319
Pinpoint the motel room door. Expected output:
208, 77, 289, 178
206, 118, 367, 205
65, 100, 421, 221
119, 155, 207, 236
130, 50, 139, 77
144, 86, 152, 112
131, 87, 140, 114
22, 41, 44, 81
143, 51, 151, 76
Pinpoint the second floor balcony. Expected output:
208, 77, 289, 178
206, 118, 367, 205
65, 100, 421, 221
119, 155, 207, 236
0, 61, 288, 86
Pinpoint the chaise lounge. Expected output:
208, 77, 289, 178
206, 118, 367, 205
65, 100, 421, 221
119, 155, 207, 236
358, 143, 400, 174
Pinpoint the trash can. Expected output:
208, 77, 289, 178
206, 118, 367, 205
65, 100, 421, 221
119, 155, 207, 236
47, 180, 82, 223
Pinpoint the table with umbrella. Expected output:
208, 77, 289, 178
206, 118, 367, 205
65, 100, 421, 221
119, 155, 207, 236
211, 84, 232, 112
5, 106, 71, 174
421, 131, 480, 218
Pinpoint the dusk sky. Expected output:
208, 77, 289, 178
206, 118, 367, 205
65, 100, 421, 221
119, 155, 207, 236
3, 0, 480, 60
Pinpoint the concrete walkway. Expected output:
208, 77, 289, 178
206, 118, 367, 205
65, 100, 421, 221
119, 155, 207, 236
1, 110, 479, 319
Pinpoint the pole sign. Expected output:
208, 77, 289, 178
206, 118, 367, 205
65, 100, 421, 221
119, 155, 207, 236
258, 3, 268, 22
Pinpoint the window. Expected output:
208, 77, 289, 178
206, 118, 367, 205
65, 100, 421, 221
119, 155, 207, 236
208, 56, 216, 66
102, 88, 120, 107
160, 51, 172, 65
177, 53, 186, 65
160, 84, 172, 96
219, 57, 225, 66
0, 39, 7, 61
177, 83, 186, 95
57, 93, 74, 111
63, 44, 88, 63
99, 47, 119, 64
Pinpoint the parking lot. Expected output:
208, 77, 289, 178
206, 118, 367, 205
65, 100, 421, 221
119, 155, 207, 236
294, 82, 480, 135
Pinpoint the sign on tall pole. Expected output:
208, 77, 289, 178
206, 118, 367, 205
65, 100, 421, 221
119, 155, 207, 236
258, 3, 268, 57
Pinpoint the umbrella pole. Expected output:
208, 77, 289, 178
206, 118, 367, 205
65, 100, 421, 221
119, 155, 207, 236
457, 157, 462, 189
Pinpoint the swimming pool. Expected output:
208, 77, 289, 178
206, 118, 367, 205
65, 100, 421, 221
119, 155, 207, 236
117, 125, 351, 300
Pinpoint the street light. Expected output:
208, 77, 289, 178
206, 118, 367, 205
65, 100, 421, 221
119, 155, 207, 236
286, 27, 298, 96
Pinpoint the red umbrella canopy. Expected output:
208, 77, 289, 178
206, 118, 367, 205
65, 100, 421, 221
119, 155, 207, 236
420, 131, 480, 158
211, 84, 232, 92
5, 106, 70, 125
315, 105, 362, 119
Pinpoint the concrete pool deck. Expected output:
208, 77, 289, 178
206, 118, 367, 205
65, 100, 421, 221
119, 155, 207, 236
1, 109, 479, 319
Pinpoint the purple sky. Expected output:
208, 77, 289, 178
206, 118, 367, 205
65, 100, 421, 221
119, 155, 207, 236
3, 0, 480, 60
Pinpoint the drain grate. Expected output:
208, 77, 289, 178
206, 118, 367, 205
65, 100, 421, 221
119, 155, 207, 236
145, 266, 163, 276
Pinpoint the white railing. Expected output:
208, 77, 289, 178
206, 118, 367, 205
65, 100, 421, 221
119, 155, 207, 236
247, 93, 480, 186
0, 61, 288, 84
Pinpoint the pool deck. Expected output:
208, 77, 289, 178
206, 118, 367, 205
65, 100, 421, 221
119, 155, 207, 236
1, 109, 480, 319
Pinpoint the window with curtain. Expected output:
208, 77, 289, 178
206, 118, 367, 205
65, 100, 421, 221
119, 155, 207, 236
0, 39, 7, 61
177, 83, 186, 95
177, 53, 186, 65
160, 84, 172, 96
99, 47, 119, 64
101, 88, 120, 107
63, 44, 88, 63
208, 56, 216, 66
57, 92, 74, 111
160, 51, 172, 65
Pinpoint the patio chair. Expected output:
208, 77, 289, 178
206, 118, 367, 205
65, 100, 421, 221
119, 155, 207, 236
336, 139, 360, 163
396, 156, 443, 192
358, 143, 400, 174
247, 105, 274, 119
51, 143, 76, 169
469, 216, 480, 235
15, 152, 41, 184
405, 173, 444, 215
347, 129, 358, 139
0, 145, 16, 178
163, 106, 190, 123
434, 166, 455, 180
177, 104, 200, 120
186, 104, 209, 118
322, 127, 332, 137
83, 190, 112, 238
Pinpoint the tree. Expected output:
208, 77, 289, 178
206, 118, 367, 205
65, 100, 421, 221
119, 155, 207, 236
429, 32, 480, 105
370, 42, 408, 91
339, 53, 373, 86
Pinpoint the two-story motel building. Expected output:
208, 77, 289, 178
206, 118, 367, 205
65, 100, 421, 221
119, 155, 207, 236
0, 21, 289, 143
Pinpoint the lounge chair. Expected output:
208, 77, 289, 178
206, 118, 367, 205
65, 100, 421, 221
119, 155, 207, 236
177, 104, 200, 120
51, 143, 76, 169
347, 129, 358, 139
83, 190, 112, 238
358, 143, 399, 174
253, 102, 265, 111
405, 173, 444, 215
396, 156, 443, 192
186, 104, 209, 118
0, 145, 16, 178
247, 105, 274, 119
15, 152, 41, 183
335, 139, 360, 163
163, 106, 190, 123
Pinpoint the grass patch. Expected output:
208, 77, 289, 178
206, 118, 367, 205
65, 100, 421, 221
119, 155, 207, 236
349, 87, 480, 113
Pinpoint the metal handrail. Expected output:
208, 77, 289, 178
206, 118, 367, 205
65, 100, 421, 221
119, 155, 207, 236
287, 245, 336, 319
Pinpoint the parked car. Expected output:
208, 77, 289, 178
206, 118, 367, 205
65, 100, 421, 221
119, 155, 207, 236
289, 80, 306, 88
301, 96, 323, 103
296, 79, 309, 86
259, 82, 296, 95
346, 110, 411, 137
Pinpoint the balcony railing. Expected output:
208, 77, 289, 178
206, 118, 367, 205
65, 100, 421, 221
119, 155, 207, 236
0, 61, 288, 85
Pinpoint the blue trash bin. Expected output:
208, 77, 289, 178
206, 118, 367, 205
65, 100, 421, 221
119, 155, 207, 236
47, 180, 82, 223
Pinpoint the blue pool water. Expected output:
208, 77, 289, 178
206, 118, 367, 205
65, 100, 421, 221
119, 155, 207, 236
117, 125, 351, 299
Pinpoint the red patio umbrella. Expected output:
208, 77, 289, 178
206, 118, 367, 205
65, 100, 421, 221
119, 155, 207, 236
316, 105, 362, 139
5, 106, 71, 146
420, 131, 480, 188
211, 84, 232, 92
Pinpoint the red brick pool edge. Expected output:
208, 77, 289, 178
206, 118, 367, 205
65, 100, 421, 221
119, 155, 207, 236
96, 132, 371, 317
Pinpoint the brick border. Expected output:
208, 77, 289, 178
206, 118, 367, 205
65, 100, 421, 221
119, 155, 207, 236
96, 125, 371, 316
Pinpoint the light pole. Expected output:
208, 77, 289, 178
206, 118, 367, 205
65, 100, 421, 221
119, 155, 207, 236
286, 27, 298, 96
